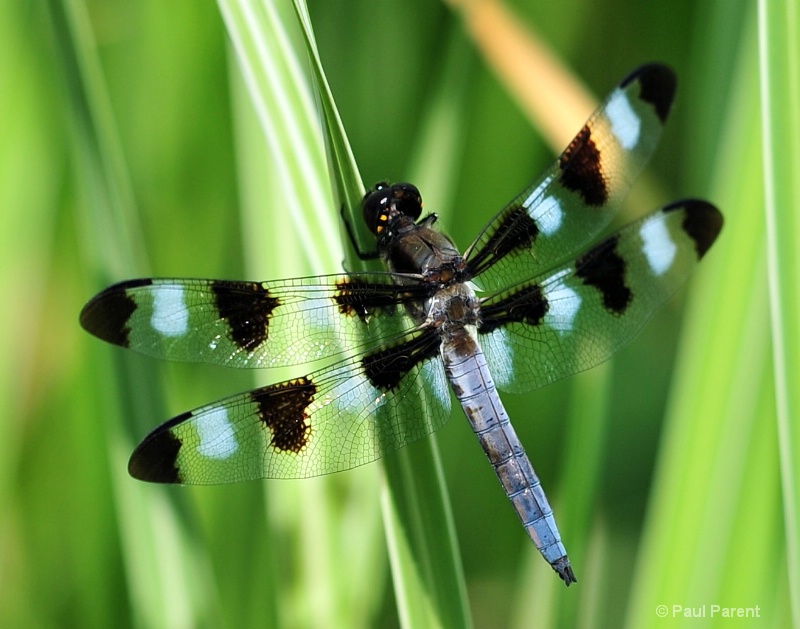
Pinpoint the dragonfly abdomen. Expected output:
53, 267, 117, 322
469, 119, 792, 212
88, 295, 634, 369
441, 328, 577, 585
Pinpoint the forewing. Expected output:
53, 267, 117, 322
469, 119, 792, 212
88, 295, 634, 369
465, 64, 677, 292
80, 274, 430, 369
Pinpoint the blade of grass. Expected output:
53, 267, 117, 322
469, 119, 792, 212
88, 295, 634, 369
218, 0, 338, 273
0, 5, 74, 626
625, 21, 788, 627
289, 0, 367, 256
0, 0, 59, 515
219, 2, 382, 627
294, 3, 473, 626
53, 0, 219, 626
758, 0, 800, 623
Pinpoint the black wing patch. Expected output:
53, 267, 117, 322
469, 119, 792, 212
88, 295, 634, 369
558, 125, 607, 206
575, 235, 631, 315
362, 329, 442, 392
253, 378, 316, 453
211, 281, 281, 351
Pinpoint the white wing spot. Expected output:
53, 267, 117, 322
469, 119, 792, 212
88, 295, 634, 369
151, 286, 189, 337
641, 215, 677, 276
195, 407, 239, 459
535, 196, 563, 236
522, 176, 562, 236
523, 176, 552, 212
606, 90, 641, 150
544, 271, 582, 334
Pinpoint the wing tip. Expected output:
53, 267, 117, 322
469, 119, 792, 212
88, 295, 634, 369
621, 63, 677, 123
80, 279, 154, 347
664, 199, 724, 259
128, 418, 186, 484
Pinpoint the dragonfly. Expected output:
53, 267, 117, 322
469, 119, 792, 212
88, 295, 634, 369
80, 64, 723, 585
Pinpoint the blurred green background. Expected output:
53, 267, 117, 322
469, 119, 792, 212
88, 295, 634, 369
1, 0, 794, 627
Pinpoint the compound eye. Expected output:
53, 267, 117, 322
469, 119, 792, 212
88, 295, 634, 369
393, 183, 422, 221
362, 182, 392, 235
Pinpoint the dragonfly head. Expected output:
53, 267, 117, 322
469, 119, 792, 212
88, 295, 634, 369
362, 182, 423, 238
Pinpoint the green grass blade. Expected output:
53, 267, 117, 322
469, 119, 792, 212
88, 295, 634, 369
219, 2, 389, 627
51, 0, 218, 626
292, 3, 472, 626
290, 0, 367, 254
759, 0, 800, 622
625, 19, 788, 627
219, 0, 338, 272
